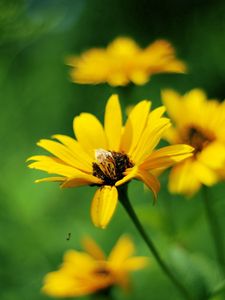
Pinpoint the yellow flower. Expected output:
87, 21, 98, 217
42, 235, 149, 297
27, 95, 193, 228
162, 89, 225, 196
67, 37, 187, 86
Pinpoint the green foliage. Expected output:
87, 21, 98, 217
0, 0, 225, 299
0, 0, 43, 43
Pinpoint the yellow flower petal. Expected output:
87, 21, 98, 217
162, 88, 225, 195
130, 106, 169, 163
141, 144, 194, 170
130, 70, 149, 85
183, 88, 206, 106
82, 236, 106, 260
63, 250, 96, 273
108, 73, 128, 86
169, 159, 201, 196
43, 254, 112, 297
68, 49, 109, 85
131, 117, 171, 164
42, 234, 148, 298
144, 40, 186, 74
198, 142, 225, 170
28, 155, 100, 187
68, 37, 186, 87
163, 126, 180, 144
135, 168, 160, 200
37, 139, 90, 171
28, 155, 78, 177
107, 37, 140, 56
193, 161, 218, 186
62, 250, 114, 292
123, 257, 149, 271
113, 270, 130, 291
73, 113, 107, 153
91, 186, 118, 229
108, 235, 134, 265
121, 100, 151, 154
161, 60, 187, 73
148, 106, 166, 121
104, 94, 122, 151
35, 176, 66, 183
115, 166, 138, 187
52, 134, 93, 171
161, 89, 182, 124
61, 172, 102, 188
42, 271, 86, 297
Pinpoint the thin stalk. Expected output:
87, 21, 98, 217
92, 287, 113, 300
92, 295, 113, 300
118, 186, 193, 300
202, 185, 225, 274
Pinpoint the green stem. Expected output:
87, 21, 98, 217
118, 185, 193, 300
202, 186, 225, 274
92, 287, 113, 300
92, 295, 113, 300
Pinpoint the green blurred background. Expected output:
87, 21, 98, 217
1, 0, 225, 299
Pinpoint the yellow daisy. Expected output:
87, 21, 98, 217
42, 235, 148, 297
67, 37, 187, 86
162, 88, 225, 196
27, 95, 193, 228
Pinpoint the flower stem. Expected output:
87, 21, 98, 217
92, 287, 113, 300
92, 295, 113, 300
118, 186, 193, 300
202, 185, 225, 274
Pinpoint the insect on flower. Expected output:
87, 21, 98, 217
27, 95, 193, 228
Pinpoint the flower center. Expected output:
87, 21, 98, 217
94, 267, 111, 276
92, 149, 133, 186
185, 126, 214, 154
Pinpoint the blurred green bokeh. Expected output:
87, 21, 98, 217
1, 0, 225, 299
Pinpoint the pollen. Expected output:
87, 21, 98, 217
92, 149, 133, 185
93, 267, 111, 277
185, 126, 214, 154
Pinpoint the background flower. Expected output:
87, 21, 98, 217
42, 235, 148, 297
162, 89, 225, 196
27, 95, 193, 228
2, 0, 225, 299
67, 37, 186, 86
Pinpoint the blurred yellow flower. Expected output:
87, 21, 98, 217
42, 235, 148, 297
27, 95, 193, 228
162, 89, 225, 196
67, 37, 187, 86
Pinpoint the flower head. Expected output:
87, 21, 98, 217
67, 37, 187, 86
162, 89, 225, 196
42, 235, 148, 297
27, 95, 193, 228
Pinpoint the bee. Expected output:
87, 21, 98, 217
95, 149, 117, 180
